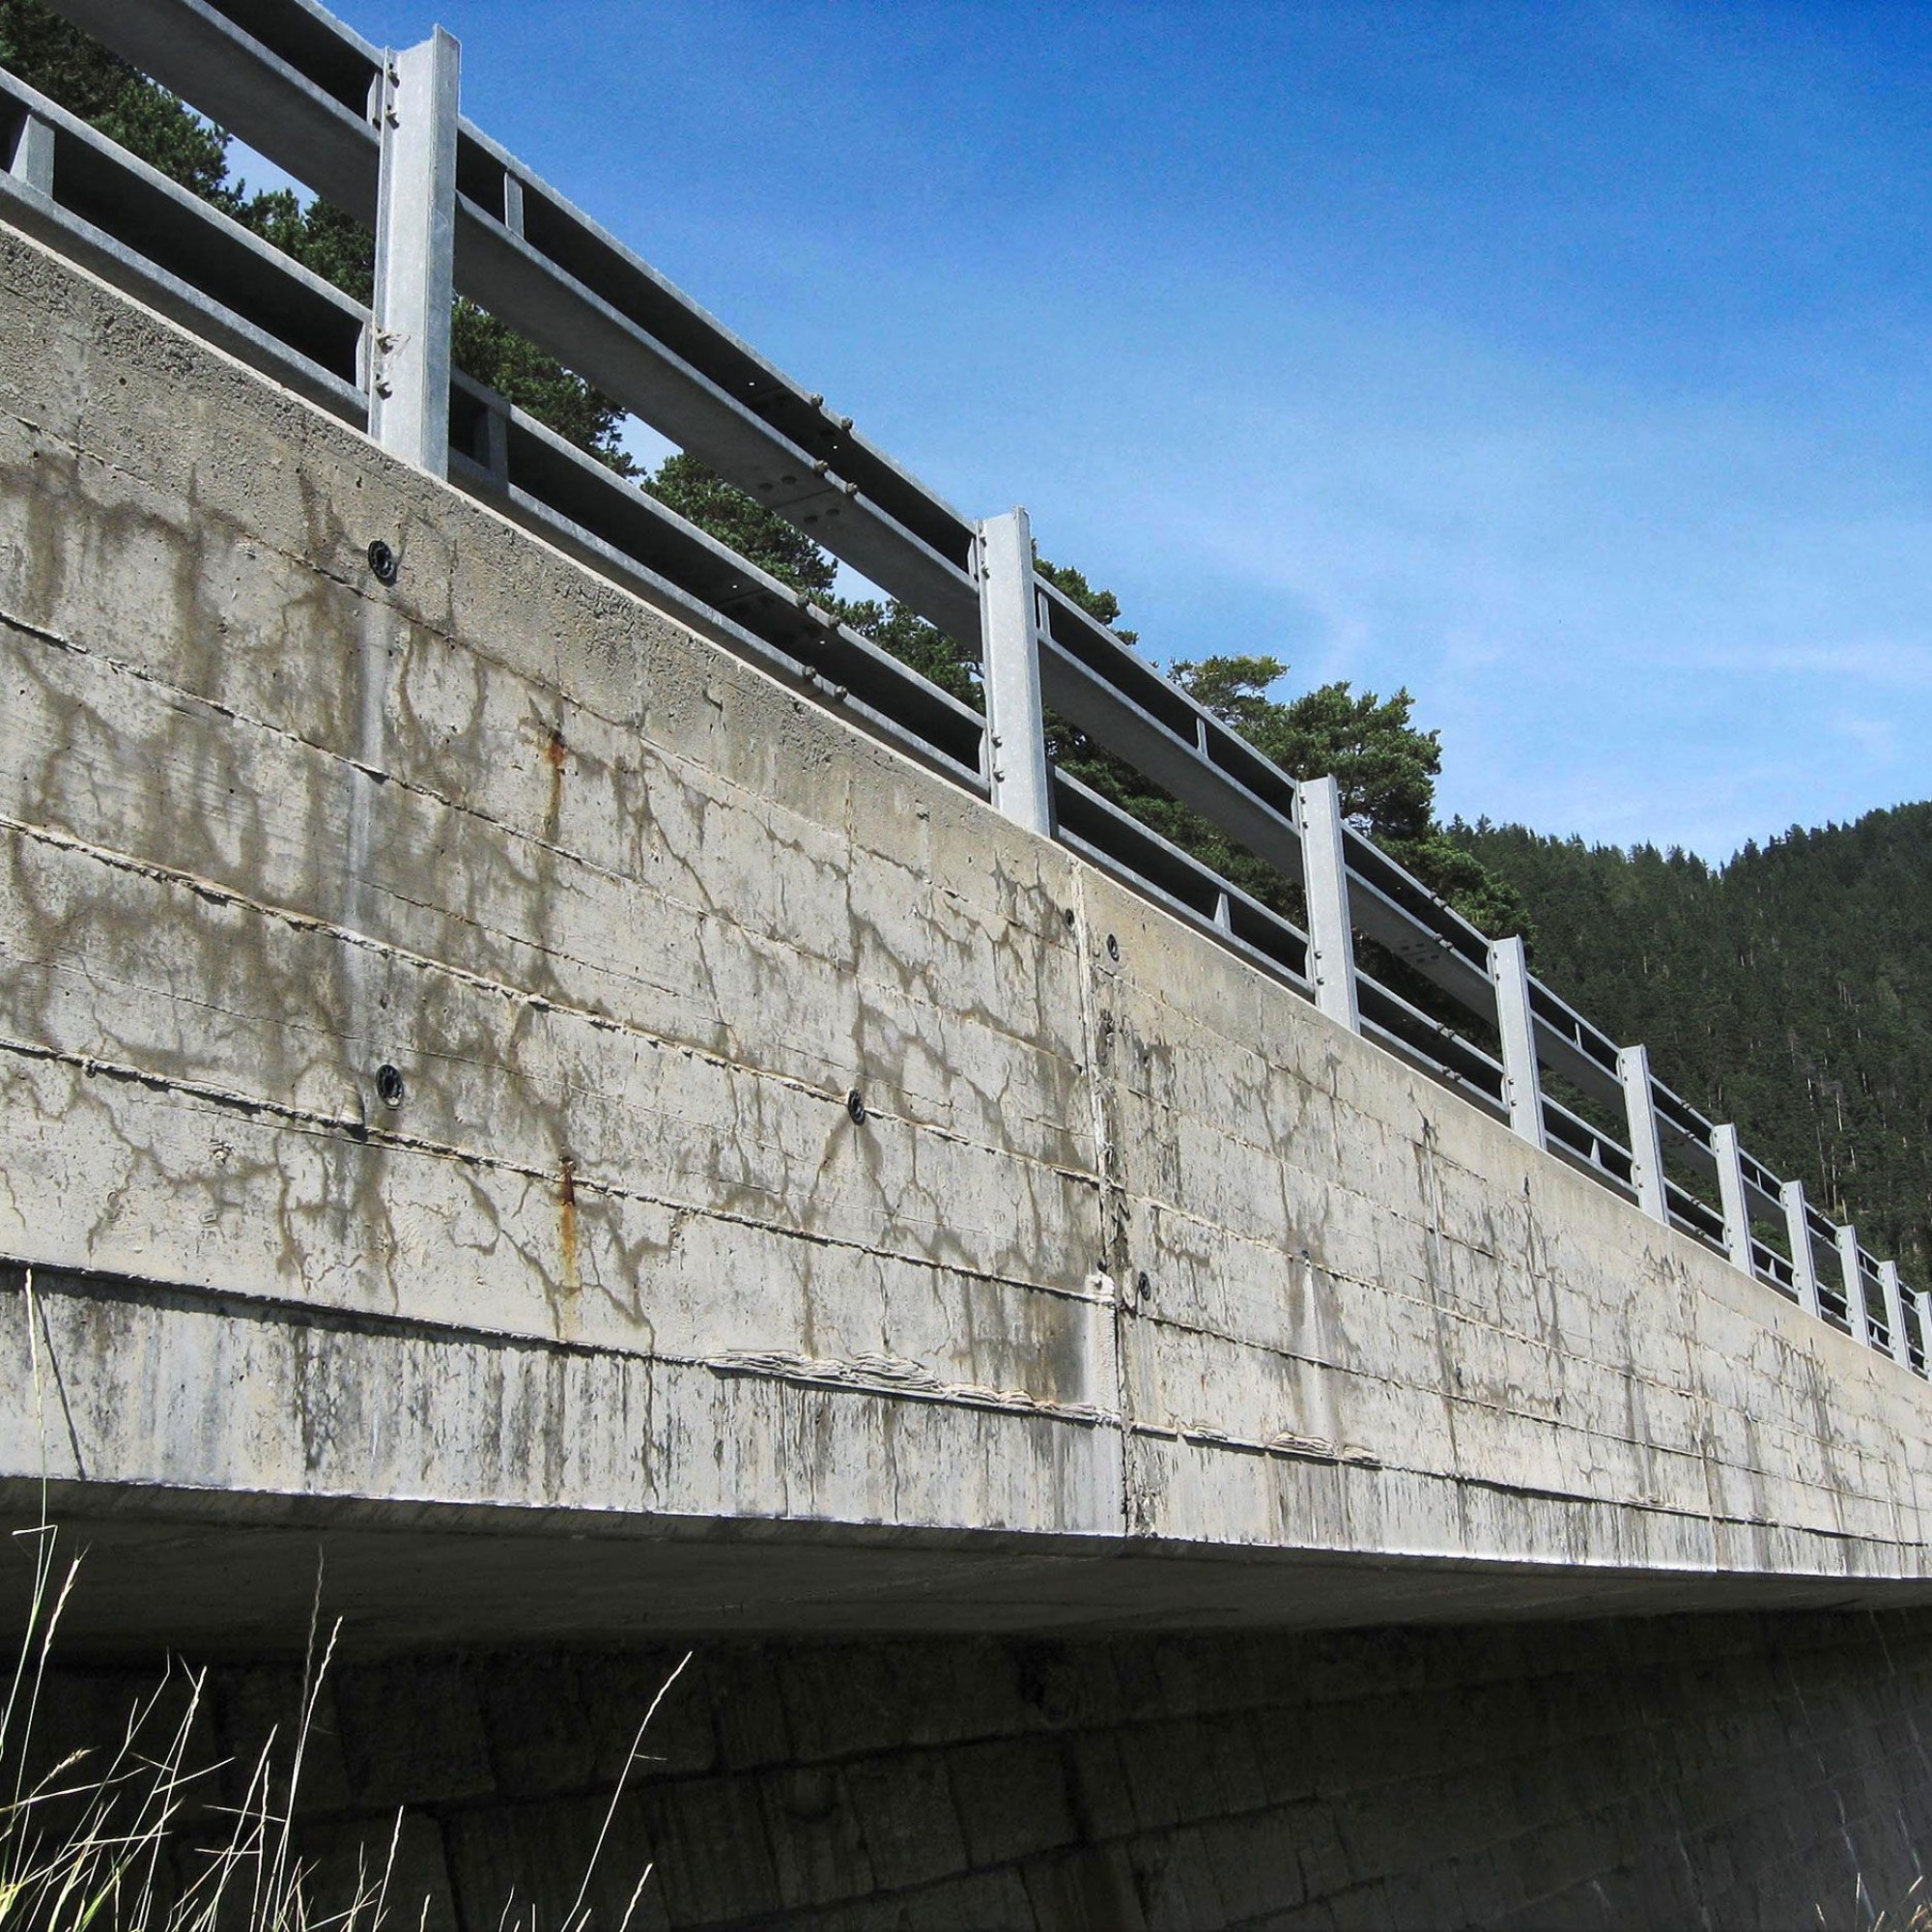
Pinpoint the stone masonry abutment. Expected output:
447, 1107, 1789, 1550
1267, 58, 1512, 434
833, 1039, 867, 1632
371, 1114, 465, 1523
22, 1610, 1932, 1929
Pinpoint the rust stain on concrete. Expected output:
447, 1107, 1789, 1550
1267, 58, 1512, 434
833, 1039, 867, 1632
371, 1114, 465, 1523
557, 1157, 580, 1294
544, 724, 567, 838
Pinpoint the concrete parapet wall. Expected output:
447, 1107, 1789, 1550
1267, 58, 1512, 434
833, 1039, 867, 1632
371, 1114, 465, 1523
2, 221, 1932, 1630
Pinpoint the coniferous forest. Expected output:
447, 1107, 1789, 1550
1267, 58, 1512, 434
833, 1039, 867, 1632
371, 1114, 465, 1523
1453, 809, 1932, 1281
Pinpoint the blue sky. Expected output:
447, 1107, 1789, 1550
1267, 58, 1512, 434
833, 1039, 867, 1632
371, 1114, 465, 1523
316, 0, 1932, 857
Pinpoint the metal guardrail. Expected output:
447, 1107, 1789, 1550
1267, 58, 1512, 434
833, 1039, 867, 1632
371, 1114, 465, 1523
7, 0, 1927, 1379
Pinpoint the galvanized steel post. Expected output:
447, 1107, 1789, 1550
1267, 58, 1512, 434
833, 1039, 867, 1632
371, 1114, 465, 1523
1879, 1259, 1910, 1367
977, 508, 1053, 838
369, 28, 459, 474
1834, 1226, 1874, 1350
1296, 775, 1358, 1032
1779, 1181, 1823, 1320
1488, 935, 1544, 1150
1616, 1043, 1667, 1223
1711, 1123, 1753, 1276
5, 104, 52, 193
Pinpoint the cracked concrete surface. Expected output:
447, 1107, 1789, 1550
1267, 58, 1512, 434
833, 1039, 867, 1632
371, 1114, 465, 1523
2, 224, 1931, 1644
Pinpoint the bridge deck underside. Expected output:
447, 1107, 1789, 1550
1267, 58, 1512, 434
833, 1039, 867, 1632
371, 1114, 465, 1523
13, 1483, 1932, 1660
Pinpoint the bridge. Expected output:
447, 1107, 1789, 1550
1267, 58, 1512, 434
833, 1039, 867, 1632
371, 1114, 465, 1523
4, 5, 1932, 1926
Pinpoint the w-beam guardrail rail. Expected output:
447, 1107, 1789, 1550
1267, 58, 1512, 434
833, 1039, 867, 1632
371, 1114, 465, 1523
6, 0, 1925, 1380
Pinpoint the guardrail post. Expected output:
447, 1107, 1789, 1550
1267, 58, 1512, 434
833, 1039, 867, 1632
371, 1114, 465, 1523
1615, 1043, 1667, 1223
977, 508, 1054, 838
1711, 1123, 1753, 1275
1779, 1180, 1823, 1320
1295, 775, 1358, 1032
1879, 1259, 1910, 1367
369, 28, 460, 474
5, 108, 53, 194
1916, 1289, 1932, 1379
1489, 935, 1544, 1150
1833, 1225, 1874, 1349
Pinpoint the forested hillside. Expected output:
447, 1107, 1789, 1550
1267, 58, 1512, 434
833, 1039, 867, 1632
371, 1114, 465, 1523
1455, 808, 1932, 1277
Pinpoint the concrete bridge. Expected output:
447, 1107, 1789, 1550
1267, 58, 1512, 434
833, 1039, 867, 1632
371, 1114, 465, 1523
5, 6, 1932, 1925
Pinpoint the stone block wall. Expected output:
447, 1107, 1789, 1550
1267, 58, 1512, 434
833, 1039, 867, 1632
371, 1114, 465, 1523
28, 1609, 1932, 1929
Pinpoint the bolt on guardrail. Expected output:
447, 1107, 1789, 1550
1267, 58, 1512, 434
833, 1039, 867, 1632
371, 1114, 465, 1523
6, 0, 1924, 1376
